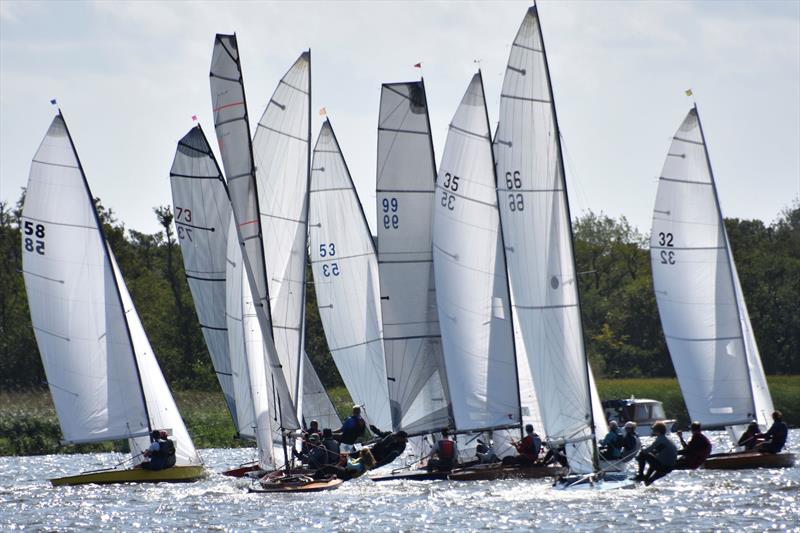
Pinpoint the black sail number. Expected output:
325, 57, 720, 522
23, 220, 46, 255
382, 197, 399, 229
505, 171, 524, 212
440, 172, 459, 211
660, 250, 675, 265
658, 232, 674, 247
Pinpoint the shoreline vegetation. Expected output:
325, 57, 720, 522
1, 376, 797, 457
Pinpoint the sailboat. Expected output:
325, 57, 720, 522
209, 34, 341, 491
650, 105, 795, 470
308, 118, 393, 432
493, 5, 629, 489
23, 112, 205, 486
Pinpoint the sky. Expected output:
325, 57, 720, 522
1, 1, 798, 237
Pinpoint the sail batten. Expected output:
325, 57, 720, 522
377, 80, 454, 434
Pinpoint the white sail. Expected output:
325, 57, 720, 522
169, 125, 238, 429
376, 81, 453, 435
650, 107, 774, 433
22, 114, 150, 444
432, 73, 521, 433
210, 33, 300, 431
252, 52, 311, 407
23, 113, 200, 467
308, 119, 392, 431
301, 351, 341, 431
494, 6, 595, 473
111, 250, 200, 466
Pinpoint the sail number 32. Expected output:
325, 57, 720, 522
23, 221, 46, 255
658, 232, 675, 264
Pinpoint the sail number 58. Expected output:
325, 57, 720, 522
23, 220, 46, 255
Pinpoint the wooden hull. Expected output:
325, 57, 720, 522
449, 463, 566, 481
371, 470, 451, 482
249, 476, 343, 493
50, 465, 206, 486
702, 452, 795, 470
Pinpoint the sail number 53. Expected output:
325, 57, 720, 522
23, 220, 46, 255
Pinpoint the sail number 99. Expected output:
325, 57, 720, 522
382, 197, 399, 229
23, 221, 46, 255
440, 173, 459, 211
506, 171, 524, 212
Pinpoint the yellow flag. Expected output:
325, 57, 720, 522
685, 89, 693, 97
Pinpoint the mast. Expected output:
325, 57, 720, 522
693, 104, 758, 421
479, 70, 524, 438
535, 5, 599, 469
59, 109, 153, 437
296, 48, 313, 418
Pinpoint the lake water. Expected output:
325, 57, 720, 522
1, 430, 798, 531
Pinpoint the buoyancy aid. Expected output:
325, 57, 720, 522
158, 438, 176, 467
438, 439, 455, 459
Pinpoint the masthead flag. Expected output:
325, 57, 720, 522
50, 98, 57, 105
192, 115, 198, 121
414, 62, 422, 68
319, 107, 327, 116
685, 89, 693, 97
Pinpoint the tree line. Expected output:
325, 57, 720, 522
1, 191, 797, 394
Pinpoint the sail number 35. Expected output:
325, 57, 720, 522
440, 173, 459, 211
23, 221, 46, 255
658, 232, 675, 264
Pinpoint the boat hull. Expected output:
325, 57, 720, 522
701, 452, 795, 470
371, 470, 450, 482
50, 465, 206, 486
553, 472, 635, 491
249, 476, 343, 493
449, 463, 566, 481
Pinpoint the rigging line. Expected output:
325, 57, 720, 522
378, 126, 428, 135
255, 123, 308, 143
210, 72, 239, 84
170, 173, 221, 180
435, 183, 497, 209
310, 187, 352, 193
497, 187, 563, 193
651, 245, 724, 251
175, 220, 215, 232
200, 324, 227, 331
42, 379, 78, 397
279, 77, 309, 95
177, 139, 213, 156
309, 250, 372, 263
33, 326, 69, 341
500, 93, 551, 104
216, 35, 238, 64
376, 188, 433, 194
673, 136, 704, 146
185, 274, 225, 282
512, 42, 543, 53
213, 100, 244, 113
448, 122, 489, 140
213, 115, 244, 128
259, 211, 303, 224
665, 334, 743, 342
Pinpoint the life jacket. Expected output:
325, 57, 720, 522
438, 439, 455, 459
158, 438, 176, 467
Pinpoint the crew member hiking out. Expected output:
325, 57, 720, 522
635, 421, 677, 486
426, 429, 457, 472
756, 411, 788, 454
335, 406, 368, 446
369, 431, 409, 469
676, 421, 712, 469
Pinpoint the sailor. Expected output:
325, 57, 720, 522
676, 421, 712, 469
321, 428, 341, 466
335, 406, 368, 445
502, 424, 541, 466
301, 420, 322, 456
737, 421, 761, 450
600, 420, 623, 459
370, 431, 409, 469
305, 433, 328, 470
140, 430, 165, 470
158, 430, 177, 468
756, 411, 788, 454
634, 421, 677, 486
621, 421, 641, 460
426, 429, 458, 472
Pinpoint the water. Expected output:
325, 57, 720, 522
1, 430, 798, 531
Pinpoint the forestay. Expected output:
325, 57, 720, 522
376, 81, 453, 435
309, 119, 392, 431
210, 33, 299, 431
493, 6, 595, 474
169, 125, 238, 430
252, 52, 311, 406
650, 107, 773, 432
432, 73, 521, 433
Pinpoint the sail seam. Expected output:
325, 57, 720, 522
515, 303, 577, 310
376, 189, 433, 194
434, 183, 496, 209
176, 141, 212, 156
659, 176, 712, 186
185, 274, 225, 282
512, 42, 543, 53
497, 187, 563, 193
378, 258, 433, 264
20, 215, 94, 231
383, 334, 440, 341
448, 123, 489, 140
651, 245, 724, 251
329, 338, 382, 352
309, 251, 372, 263
200, 324, 227, 331
665, 334, 743, 342
500, 93, 551, 104
170, 172, 221, 180
673, 136, 703, 146
279, 78, 309, 95
378, 127, 428, 135
32, 325, 69, 341
259, 212, 304, 224
31, 159, 79, 169
310, 187, 352, 193
175, 221, 216, 231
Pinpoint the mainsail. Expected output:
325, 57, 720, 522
308, 119, 392, 431
493, 5, 597, 474
376, 81, 454, 435
169, 124, 240, 430
432, 72, 521, 434
210, 33, 299, 432
22, 113, 199, 466
650, 106, 774, 436
252, 51, 311, 408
